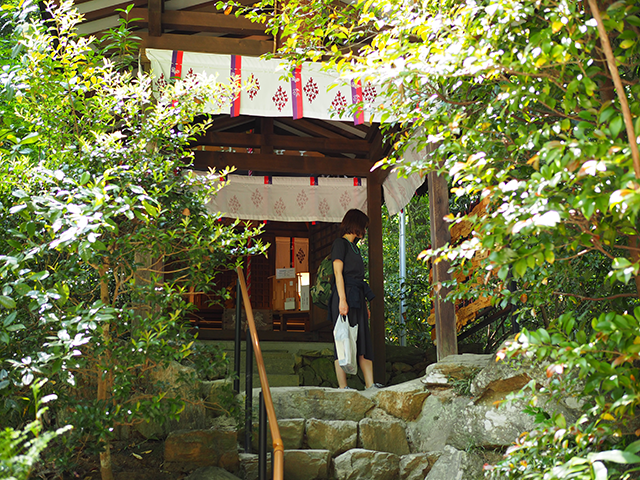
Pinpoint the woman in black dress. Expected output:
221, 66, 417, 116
329, 209, 380, 389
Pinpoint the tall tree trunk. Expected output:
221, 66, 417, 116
98, 264, 115, 480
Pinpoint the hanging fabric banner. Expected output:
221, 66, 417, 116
291, 65, 303, 120
351, 79, 364, 125
147, 49, 382, 124
199, 174, 368, 223
230, 55, 242, 117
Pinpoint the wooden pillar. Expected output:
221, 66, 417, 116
428, 171, 457, 360
367, 172, 386, 383
148, 0, 163, 37
260, 118, 274, 154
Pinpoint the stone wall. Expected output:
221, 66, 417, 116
294, 344, 432, 389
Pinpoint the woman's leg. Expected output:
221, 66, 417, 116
359, 355, 374, 389
334, 360, 348, 388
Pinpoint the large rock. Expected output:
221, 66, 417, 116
470, 342, 582, 420
358, 418, 409, 455
333, 449, 400, 480
372, 378, 430, 421
164, 427, 239, 472
306, 419, 357, 456
185, 466, 242, 480
407, 392, 534, 452
263, 387, 374, 421
136, 361, 206, 438
202, 379, 236, 418
424, 446, 483, 480
252, 418, 305, 452
399, 453, 437, 480
283, 449, 331, 480
422, 354, 492, 386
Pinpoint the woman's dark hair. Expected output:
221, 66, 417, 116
338, 209, 369, 238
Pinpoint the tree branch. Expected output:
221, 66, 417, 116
551, 291, 637, 302
588, 0, 640, 178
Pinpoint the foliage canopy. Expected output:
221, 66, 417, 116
0, 1, 262, 477
236, 0, 640, 476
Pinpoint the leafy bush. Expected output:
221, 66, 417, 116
0, 380, 71, 480
0, 1, 264, 477
488, 308, 640, 479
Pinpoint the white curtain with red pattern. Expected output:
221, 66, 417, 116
146, 48, 381, 124
197, 173, 368, 223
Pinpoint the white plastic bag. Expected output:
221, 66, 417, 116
334, 314, 358, 375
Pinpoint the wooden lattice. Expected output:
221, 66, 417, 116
428, 196, 495, 331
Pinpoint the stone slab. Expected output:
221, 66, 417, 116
259, 387, 374, 421
333, 449, 400, 480
284, 449, 331, 480
164, 428, 239, 472
358, 418, 409, 456
306, 419, 357, 456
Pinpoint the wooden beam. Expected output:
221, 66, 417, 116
193, 150, 373, 176
276, 118, 349, 139
148, 0, 163, 37
209, 115, 256, 132
139, 33, 273, 56
367, 172, 386, 384
196, 132, 371, 155
127, 8, 268, 36
428, 170, 457, 361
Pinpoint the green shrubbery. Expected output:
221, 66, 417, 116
0, 2, 262, 478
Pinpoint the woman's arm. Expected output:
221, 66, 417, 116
333, 259, 349, 316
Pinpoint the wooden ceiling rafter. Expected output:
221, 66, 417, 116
126, 9, 269, 36
139, 32, 273, 55
194, 132, 371, 156
276, 118, 351, 140
193, 150, 374, 176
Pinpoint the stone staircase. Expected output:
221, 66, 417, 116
162, 353, 572, 480
238, 385, 433, 480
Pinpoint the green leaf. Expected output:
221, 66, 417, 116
620, 39, 635, 49
610, 116, 624, 137
625, 440, 640, 454
2, 312, 17, 326
0, 296, 16, 309
590, 450, 640, 464
30, 271, 49, 282
592, 461, 607, 480
514, 258, 527, 277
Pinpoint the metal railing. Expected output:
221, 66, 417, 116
236, 266, 284, 480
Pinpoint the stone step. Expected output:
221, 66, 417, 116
239, 449, 331, 480
239, 449, 436, 480
248, 416, 409, 457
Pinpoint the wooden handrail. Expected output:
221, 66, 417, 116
236, 267, 284, 479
